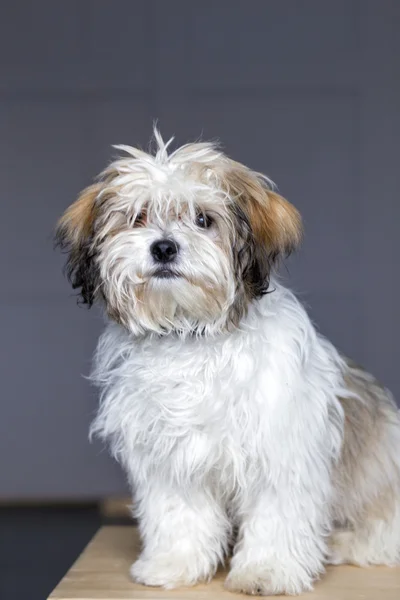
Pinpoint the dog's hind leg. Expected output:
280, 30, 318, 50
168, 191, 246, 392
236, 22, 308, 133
330, 360, 400, 566
329, 497, 400, 566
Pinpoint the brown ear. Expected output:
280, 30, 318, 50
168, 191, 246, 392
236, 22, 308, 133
224, 162, 302, 257
247, 189, 302, 257
55, 183, 102, 306
56, 183, 102, 248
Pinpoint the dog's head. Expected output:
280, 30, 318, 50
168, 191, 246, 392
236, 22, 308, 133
56, 130, 302, 336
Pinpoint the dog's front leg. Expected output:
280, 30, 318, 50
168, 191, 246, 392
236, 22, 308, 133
225, 473, 331, 596
131, 480, 229, 589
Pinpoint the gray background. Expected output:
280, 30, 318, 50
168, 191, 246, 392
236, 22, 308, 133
0, 0, 399, 500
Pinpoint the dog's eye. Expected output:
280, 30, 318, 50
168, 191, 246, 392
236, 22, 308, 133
132, 211, 147, 227
195, 213, 213, 229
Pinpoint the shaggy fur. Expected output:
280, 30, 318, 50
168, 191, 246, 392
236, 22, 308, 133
56, 130, 400, 595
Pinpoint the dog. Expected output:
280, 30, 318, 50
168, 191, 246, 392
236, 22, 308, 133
56, 129, 400, 595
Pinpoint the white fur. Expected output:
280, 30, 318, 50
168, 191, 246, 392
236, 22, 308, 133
91, 281, 349, 594
93, 135, 242, 336
58, 131, 400, 595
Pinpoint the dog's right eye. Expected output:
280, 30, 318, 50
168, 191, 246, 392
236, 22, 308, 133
132, 211, 147, 227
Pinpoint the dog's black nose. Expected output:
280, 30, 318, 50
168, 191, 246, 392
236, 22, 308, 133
150, 239, 179, 263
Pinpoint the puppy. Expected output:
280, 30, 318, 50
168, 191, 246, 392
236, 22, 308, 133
56, 130, 400, 595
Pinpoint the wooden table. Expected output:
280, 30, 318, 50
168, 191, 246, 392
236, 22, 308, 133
48, 526, 400, 599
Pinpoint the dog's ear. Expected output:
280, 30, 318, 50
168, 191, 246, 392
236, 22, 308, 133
221, 161, 302, 298
246, 188, 302, 259
225, 161, 302, 258
55, 183, 102, 306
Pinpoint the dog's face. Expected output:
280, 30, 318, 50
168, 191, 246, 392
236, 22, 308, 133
56, 131, 302, 336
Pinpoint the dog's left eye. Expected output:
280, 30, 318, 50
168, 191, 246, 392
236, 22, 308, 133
195, 213, 213, 229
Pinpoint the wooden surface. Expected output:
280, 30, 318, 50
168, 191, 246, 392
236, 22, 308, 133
49, 526, 400, 599
98, 497, 132, 519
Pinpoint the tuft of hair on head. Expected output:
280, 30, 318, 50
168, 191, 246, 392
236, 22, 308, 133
152, 127, 175, 162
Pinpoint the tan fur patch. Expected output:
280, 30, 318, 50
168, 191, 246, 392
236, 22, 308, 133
56, 183, 102, 246
222, 161, 302, 256
333, 358, 400, 526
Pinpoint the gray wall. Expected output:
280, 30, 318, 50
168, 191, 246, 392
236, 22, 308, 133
1, 1, 399, 499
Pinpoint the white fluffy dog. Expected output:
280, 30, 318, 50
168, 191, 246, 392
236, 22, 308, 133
57, 130, 400, 595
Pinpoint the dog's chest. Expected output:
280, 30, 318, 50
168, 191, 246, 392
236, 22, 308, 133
133, 335, 254, 428
122, 333, 268, 481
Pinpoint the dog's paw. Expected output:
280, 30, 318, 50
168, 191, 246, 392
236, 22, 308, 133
327, 530, 354, 565
327, 529, 382, 567
225, 562, 314, 596
131, 554, 211, 589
